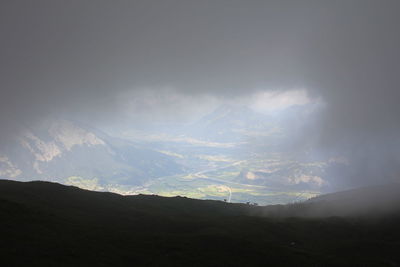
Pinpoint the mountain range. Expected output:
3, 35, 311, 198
0, 119, 183, 187
0, 104, 346, 203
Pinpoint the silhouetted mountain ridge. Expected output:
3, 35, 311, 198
1, 179, 400, 266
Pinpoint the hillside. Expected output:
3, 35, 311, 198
261, 183, 400, 218
1, 180, 400, 266
0, 119, 184, 186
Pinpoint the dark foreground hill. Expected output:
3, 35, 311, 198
262, 183, 400, 218
1, 180, 400, 266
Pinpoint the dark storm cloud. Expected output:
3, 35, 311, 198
1, 0, 399, 187
300, 1, 400, 141
298, 1, 400, 189
0, 0, 305, 117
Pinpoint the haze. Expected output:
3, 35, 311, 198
1, 0, 399, 203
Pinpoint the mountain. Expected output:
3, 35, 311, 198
0, 105, 343, 203
1, 180, 400, 266
91, 104, 334, 202
183, 104, 278, 143
0, 119, 184, 187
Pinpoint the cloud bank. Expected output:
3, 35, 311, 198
1, 0, 399, 189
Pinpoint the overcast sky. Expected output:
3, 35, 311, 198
1, 0, 400, 188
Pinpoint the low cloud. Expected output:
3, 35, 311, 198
1, 0, 399, 189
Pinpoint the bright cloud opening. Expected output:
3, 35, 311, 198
250, 89, 313, 114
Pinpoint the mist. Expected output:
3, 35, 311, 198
1, 0, 400, 194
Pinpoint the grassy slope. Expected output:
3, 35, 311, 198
1, 180, 400, 266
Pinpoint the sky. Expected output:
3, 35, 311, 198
1, 0, 400, 189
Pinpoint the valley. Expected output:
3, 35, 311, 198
1, 105, 339, 205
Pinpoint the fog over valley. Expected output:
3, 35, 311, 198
1, 0, 400, 203
3, 1, 400, 266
